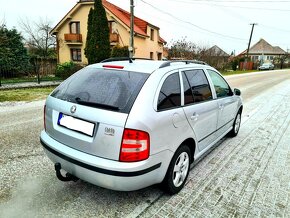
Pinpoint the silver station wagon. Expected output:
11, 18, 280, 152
40, 59, 243, 194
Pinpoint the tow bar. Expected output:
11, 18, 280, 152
54, 163, 79, 182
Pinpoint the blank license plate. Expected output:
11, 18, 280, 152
58, 113, 95, 137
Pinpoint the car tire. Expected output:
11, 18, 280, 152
228, 111, 242, 137
162, 145, 191, 195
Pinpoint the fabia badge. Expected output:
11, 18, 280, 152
70, 105, 77, 114
105, 127, 115, 136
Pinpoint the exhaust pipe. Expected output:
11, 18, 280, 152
54, 163, 79, 182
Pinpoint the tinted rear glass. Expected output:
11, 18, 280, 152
51, 67, 149, 113
157, 72, 181, 111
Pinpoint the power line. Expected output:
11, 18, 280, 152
170, 0, 290, 2
139, 0, 247, 41
259, 24, 290, 33
182, 1, 290, 33
170, 0, 290, 12
165, 0, 290, 33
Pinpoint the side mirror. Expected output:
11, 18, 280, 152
234, 88, 241, 96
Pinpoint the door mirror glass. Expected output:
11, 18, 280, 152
234, 88, 241, 96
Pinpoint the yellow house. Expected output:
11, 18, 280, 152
51, 0, 166, 64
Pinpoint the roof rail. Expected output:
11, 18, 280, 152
100, 57, 152, 63
159, 60, 208, 69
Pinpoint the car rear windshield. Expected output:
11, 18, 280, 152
51, 67, 149, 113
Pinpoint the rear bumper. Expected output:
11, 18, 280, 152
40, 131, 172, 191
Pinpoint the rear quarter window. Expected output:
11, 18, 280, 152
157, 72, 181, 111
51, 67, 149, 113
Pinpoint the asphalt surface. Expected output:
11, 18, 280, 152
0, 69, 290, 217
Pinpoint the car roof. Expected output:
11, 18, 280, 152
87, 60, 209, 74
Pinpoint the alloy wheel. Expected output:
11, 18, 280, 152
172, 152, 190, 187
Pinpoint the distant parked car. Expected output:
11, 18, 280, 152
40, 59, 243, 194
258, 63, 274, 70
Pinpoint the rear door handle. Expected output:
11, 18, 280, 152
190, 112, 199, 121
219, 104, 224, 110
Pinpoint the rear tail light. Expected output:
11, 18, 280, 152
119, 129, 150, 162
44, 105, 46, 131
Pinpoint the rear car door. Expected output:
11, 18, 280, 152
181, 69, 219, 151
207, 69, 238, 136
154, 71, 189, 152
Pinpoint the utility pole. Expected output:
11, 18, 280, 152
129, 0, 134, 59
246, 23, 257, 62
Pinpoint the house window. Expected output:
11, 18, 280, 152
70, 22, 80, 34
150, 29, 154, 41
71, 48, 82, 62
252, 56, 258, 61
150, 52, 154, 59
108, 21, 115, 33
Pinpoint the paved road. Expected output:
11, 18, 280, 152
226, 69, 290, 103
0, 69, 290, 217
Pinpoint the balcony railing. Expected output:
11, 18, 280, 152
64, 34, 82, 43
64, 33, 118, 44
110, 33, 119, 43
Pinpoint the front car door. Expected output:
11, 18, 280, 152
206, 69, 238, 136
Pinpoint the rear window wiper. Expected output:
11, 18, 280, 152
75, 97, 119, 111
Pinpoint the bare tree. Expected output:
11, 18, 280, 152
168, 37, 232, 70
0, 16, 6, 28
19, 17, 56, 58
274, 53, 289, 69
168, 37, 197, 60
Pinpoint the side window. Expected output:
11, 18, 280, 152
207, 70, 232, 98
182, 69, 212, 104
157, 73, 181, 111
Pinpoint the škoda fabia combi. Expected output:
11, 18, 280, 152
40, 59, 242, 194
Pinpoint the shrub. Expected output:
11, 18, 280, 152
55, 62, 83, 79
111, 45, 129, 58
231, 59, 239, 71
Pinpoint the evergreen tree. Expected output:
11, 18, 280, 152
85, 0, 111, 64
0, 25, 30, 74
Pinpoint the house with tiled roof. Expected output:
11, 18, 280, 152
239, 38, 286, 63
50, 0, 166, 64
204, 45, 229, 70
206, 45, 229, 57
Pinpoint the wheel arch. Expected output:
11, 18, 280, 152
239, 105, 243, 113
180, 138, 196, 163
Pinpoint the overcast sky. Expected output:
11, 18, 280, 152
1, 0, 290, 55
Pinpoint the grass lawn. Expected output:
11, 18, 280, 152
0, 87, 55, 102
1, 76, 61, 84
